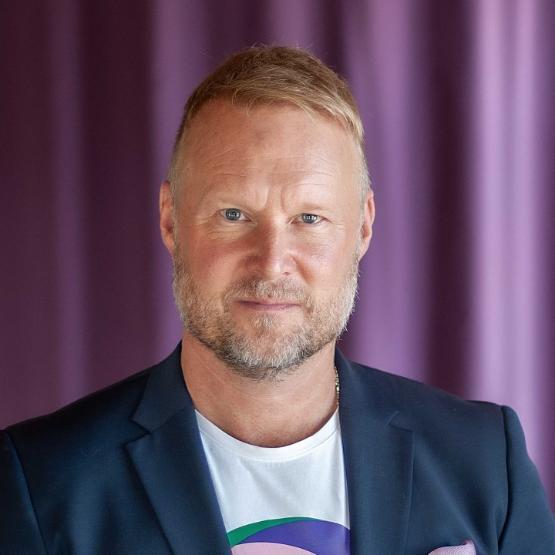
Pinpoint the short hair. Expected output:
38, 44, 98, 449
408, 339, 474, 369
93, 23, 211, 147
167, 45, 370, 200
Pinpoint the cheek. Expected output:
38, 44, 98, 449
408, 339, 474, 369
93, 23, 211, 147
299, 242, 337, 274
182, 233, 241, 287
295, 236, 355, 286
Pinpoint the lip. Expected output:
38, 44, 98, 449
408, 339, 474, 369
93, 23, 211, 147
236, 300, 301, 311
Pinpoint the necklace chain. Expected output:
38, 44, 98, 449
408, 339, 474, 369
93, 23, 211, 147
334, 366, 340, 403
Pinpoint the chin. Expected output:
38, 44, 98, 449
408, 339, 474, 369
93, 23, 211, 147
238, 323, 302, 346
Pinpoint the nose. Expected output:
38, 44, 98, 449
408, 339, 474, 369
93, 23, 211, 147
247, 221, 295, 280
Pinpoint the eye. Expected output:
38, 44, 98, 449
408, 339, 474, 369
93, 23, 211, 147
299, 213, 321, 224
222, 208, 244, 221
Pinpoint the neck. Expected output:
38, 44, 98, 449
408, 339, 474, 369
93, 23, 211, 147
180, 332, 338, 447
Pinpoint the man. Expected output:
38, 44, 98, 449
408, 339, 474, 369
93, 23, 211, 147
1, 46, 553, 555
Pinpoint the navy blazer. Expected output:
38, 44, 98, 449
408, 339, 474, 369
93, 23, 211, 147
1, 344, 553, 554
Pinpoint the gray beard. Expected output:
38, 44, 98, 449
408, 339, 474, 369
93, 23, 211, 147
171, 246, 359, 382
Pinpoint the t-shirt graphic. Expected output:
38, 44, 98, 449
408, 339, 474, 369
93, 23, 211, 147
228, 516, 350, 554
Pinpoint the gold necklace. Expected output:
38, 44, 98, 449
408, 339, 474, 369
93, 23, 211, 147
334, 366, 340, 403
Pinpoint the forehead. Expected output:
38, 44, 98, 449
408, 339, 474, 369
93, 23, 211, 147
180, 100, 359, 183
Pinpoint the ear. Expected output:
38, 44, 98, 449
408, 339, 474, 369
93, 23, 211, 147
357, 190, 375, 260
159, 181, 176, 255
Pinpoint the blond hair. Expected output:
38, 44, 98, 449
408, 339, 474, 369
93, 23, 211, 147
167, 45, 370, 199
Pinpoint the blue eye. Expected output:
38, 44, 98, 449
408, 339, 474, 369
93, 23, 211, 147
223, 208, 242, 221
301, 213, 320, 224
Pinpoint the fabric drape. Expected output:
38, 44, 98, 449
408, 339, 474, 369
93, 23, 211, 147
1, 0, 553, 507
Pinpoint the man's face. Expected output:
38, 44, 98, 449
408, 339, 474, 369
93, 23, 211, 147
162, 100, 373, 380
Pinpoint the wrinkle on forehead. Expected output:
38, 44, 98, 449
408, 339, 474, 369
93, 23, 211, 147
179, 100, 360, 198
198, 163, 348, 201
192, 141, 346, 165
192, 149, 347, 182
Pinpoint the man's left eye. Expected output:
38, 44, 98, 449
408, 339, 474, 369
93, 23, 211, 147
300, 213, 321, 224
222, 208, 244, 221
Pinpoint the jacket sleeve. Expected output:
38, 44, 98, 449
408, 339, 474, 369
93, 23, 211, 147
498, 406, 555, 553
0, 430, 48, 554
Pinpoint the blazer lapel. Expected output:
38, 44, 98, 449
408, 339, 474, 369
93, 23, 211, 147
336, 350, 415, 555
125, 346, 230, 554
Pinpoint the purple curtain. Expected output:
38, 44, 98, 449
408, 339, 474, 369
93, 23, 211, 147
1, 0, 553, 507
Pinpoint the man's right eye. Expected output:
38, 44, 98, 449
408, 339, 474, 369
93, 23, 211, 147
222, 208, 243, 221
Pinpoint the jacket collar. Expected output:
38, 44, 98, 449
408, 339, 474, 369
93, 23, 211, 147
336, 348, 414, 555
126, 343, 414, 555
126, 344, 230, 554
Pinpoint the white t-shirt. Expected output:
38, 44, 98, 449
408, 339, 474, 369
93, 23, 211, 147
196, 408, 350, 554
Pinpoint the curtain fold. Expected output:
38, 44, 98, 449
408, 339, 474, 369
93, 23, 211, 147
1, 0, 553, 506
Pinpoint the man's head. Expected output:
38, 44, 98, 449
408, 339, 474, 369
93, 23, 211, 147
160, 46, 375, 381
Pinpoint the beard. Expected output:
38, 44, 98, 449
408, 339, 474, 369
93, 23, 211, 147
171, 242, 360, 382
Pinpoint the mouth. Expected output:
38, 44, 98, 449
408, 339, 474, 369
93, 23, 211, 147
236, 299, 301, 312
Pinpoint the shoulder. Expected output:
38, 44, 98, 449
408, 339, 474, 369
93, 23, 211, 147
345, 357, 503, 422
3, 361, 154, 465
341, 357, 508, 455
